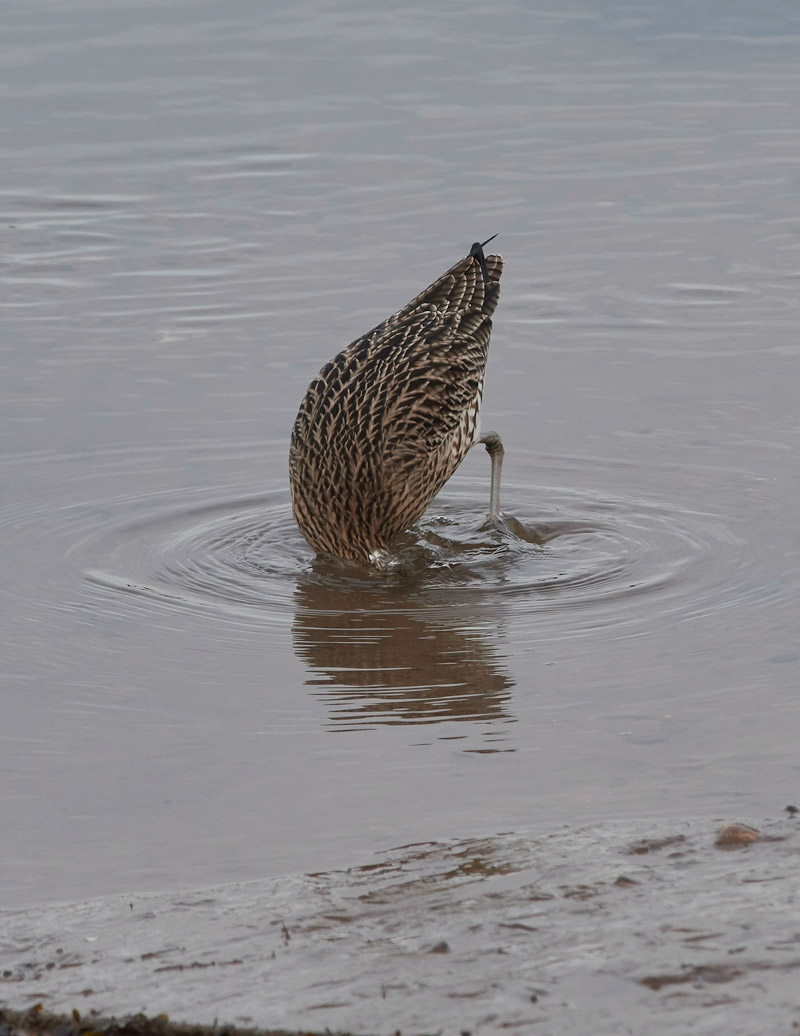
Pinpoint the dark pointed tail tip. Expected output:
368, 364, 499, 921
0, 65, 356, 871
469, 233, 498, 259
469, 234, 498, 283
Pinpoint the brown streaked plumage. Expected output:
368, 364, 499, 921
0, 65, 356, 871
289, 238, 504, 565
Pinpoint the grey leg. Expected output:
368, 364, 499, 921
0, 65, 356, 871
476, 431, 504, 518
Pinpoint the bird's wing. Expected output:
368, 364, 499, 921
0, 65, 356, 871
371, 254, 502, 449
291, 252, 502, 467
366, 251, 502, 341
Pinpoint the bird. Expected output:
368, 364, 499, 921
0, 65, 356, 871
289, 236, 504, 566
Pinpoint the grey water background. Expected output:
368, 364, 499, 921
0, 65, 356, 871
2, 0, 799, 911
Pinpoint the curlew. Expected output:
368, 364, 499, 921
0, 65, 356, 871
289, 236, 504, 565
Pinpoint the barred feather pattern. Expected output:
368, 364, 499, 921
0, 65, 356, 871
289, 247, 503, 563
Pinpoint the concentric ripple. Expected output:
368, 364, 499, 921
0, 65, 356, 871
68, 460, 757, 649
2, 444, 790, 741
2, 444, 772, 652
83, 488, 307, 630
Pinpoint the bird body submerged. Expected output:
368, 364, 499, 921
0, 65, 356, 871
289, 240, 504, 564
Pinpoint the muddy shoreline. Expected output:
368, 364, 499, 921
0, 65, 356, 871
2, 817, 798, 1036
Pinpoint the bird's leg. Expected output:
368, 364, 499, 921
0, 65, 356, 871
477, 431, 504, 518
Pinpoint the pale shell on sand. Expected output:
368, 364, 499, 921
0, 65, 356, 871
715, 821, 760, 847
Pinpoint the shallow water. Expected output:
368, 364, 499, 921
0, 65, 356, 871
2, 0, 800, 920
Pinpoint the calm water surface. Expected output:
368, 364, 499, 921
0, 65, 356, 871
2, 0, 799, 907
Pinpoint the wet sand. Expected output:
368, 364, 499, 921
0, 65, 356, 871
2, 816, 798, 1035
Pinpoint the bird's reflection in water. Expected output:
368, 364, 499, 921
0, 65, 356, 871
292, 570, 515, 740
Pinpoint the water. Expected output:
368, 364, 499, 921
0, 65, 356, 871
2, 0, 799, 928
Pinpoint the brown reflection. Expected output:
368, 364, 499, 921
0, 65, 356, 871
292, 573, 515, 730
